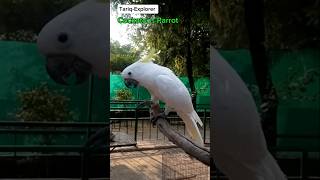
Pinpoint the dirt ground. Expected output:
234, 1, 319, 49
111, 144, 209, 180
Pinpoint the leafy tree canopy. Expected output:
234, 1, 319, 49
0, 0, 81, 42
113, 0, 210, 77
110, 40, 140, 72
210, 0, 320, 49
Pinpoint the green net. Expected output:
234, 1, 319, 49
219, 49, 320, 150
0, 41, 319, 150
110, 74, 210, 104
0, 41, 108, 122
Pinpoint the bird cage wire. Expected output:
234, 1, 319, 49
162, 151, 209, 180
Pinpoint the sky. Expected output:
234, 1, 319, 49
110, 8, 132, 45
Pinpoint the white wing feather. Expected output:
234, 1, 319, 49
152, 74, 204, 145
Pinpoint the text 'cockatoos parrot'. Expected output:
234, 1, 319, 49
121, 51, 204, 146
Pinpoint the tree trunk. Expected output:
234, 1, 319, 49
184, 0, 197, 109
244, 0, 278, 148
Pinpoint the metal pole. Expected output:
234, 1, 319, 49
300, 151, 307, 180
203, 108, 207, 144
87, 74, 94, 123
13, 127, 16, 157
81, 152, 88, 180
134, 108, 138, 142
82, 74, 94, 180
86, 74, 94, 141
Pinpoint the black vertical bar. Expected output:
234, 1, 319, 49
13, 127, 16, 157
87, 74, 94, 122
300, 151, 307, 180
184, 0, 197, 110
81, 151, 88, 180
210, 45, 214, 179
203, 108, 207, 144
244, 0, 278, 148
157, 125, 159, 139
142, 118, 145, 140
149, 118, 152, 140
126, 117, 128, 134
86, 74, 94, 138
83, 74, 94, 180
134, 108, 138, 142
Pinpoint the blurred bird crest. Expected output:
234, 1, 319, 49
140, 48, 161, 63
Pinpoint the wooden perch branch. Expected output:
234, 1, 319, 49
151, 104, 210, 166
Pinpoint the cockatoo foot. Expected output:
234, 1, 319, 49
150, 103, 167, 126
150, 112, 166, 126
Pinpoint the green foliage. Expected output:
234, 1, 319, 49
265, 0, 320, 49
0, 30, 37, 42
173, 55, 186, 76
120, 0, 210, 76
114, 88, 133, 100
210, 0, 249, 48
277, 66, 320, 102
16, 83, 73, 122
210, 0, 320, 49
111, 40, 139, 72
0, 0, 81, 42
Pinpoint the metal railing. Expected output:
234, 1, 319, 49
0, 121, 109, 180
212, 134, 320, 180
0, 100, 211, 178
110, 100, 211, 145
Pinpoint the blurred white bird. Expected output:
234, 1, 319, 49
37, 0, 109, 85
211, 46, 286, 180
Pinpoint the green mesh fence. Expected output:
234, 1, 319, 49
0, 41, 108, 146
0, 41, 319, 151
0, 41, 108, 123
110, 74, 210, 105
219, 49, 320, 151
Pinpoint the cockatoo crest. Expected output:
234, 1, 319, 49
140, 48, 161, 63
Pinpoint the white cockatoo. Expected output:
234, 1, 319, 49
37, 0, 109, 85
121, 51, 204, 146
211, 46, 286, 180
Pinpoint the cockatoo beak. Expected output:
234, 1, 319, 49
46, 55, 92, 85
124, 78, 139, 88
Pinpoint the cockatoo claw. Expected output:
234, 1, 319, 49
158, 112, 167, 119
150, 111, 166, 127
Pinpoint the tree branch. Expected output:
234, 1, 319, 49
151, 104, 210, 166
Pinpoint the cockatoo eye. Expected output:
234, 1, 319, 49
57, 32, 69, 43
128, 72, 132, 75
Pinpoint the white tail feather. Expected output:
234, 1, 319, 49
178, 111, 204, 146
192, 110, 203, 127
